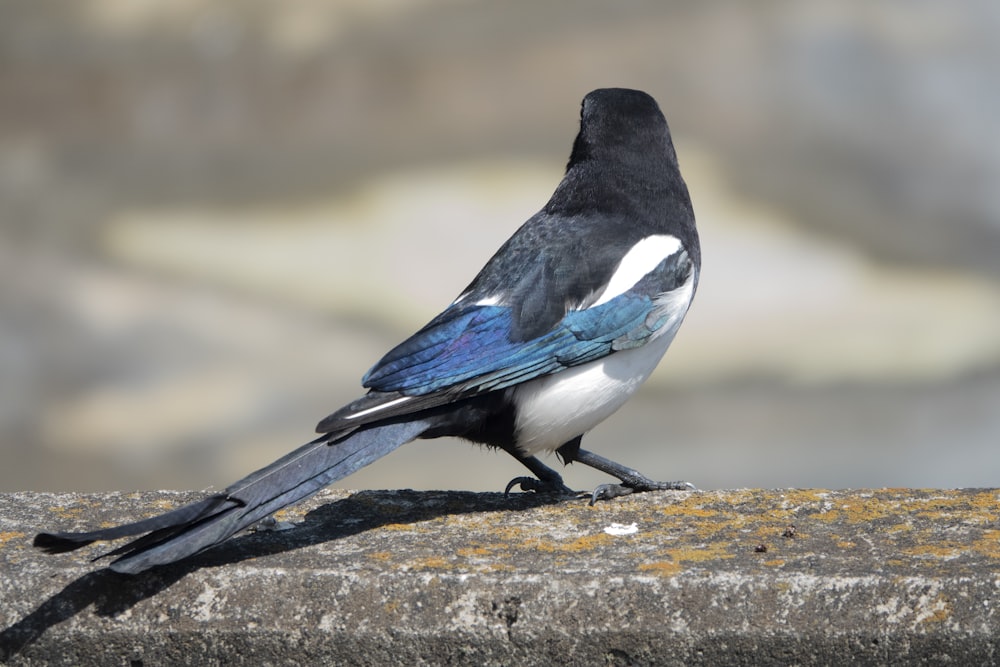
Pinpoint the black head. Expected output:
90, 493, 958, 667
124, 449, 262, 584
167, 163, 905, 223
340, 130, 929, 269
568, 88, 676, 167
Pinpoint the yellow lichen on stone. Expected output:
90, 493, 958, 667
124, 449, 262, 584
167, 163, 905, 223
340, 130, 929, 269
381, 522, 419, 532
532, 533, 615, 554
658, 542, 735, 566
902, 542, 966, 560
408, 556, 451, 570
969, 529, 1000, 559
656, 504, 719, 518
152, 499, 179, 511
638, 560, 682, 576
456, 546, 491, 558
0, 531, 26, 548
50, 505, 84, 519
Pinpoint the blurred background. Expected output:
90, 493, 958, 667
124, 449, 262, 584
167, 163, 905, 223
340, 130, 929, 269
2, 0, 998, 494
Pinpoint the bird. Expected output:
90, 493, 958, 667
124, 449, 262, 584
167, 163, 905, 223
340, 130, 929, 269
34, 87, 701, 574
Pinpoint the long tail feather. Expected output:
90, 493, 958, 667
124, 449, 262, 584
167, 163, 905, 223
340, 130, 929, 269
34, 419, 431, 574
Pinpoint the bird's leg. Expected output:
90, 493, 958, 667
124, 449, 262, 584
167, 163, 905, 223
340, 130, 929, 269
503, 452, 577, 497
571, 447, 695, 505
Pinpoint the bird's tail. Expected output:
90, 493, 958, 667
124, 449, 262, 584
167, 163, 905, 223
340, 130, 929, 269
33, 419, 431, 574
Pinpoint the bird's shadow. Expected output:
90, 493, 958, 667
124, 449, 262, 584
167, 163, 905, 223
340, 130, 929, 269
0, 488, 568, 660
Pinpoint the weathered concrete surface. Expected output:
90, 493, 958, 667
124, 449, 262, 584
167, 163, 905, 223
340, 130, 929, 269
2, 488, 999, 665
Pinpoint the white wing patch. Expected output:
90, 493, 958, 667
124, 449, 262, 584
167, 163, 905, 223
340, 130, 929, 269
473, 294, 504, 306
451, 292, 504, 307
590, 234, 683, 307
343, 395, 413, 420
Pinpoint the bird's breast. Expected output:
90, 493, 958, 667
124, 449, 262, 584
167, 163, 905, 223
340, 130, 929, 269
507, 323, 677, 456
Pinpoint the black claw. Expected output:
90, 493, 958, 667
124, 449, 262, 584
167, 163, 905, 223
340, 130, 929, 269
503, 475, 575, 497
589, 479, 697, 505
589, 484, 634, 506
504, 476, 536, 496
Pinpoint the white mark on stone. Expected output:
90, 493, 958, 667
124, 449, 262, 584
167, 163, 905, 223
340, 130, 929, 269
604, 522, 639, 536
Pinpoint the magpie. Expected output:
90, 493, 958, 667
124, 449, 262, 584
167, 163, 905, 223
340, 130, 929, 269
34, 88, 701, 574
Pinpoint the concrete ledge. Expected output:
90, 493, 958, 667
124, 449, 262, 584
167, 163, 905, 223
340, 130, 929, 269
2, 488, 999, 665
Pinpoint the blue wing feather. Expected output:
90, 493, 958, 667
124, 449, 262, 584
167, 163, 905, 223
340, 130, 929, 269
363, 291, 663, 397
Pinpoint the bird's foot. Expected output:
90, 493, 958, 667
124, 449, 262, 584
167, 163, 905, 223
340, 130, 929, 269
504, 475, 576, 498
589, 478, 696, 506
249, 515, 297, 532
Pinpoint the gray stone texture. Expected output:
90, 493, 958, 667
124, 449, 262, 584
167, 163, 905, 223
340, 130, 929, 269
3, 488, 999, 665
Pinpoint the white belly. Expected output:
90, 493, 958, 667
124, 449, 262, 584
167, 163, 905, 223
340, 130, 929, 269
508, 264, 695, 455
507, 326, 678, 456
